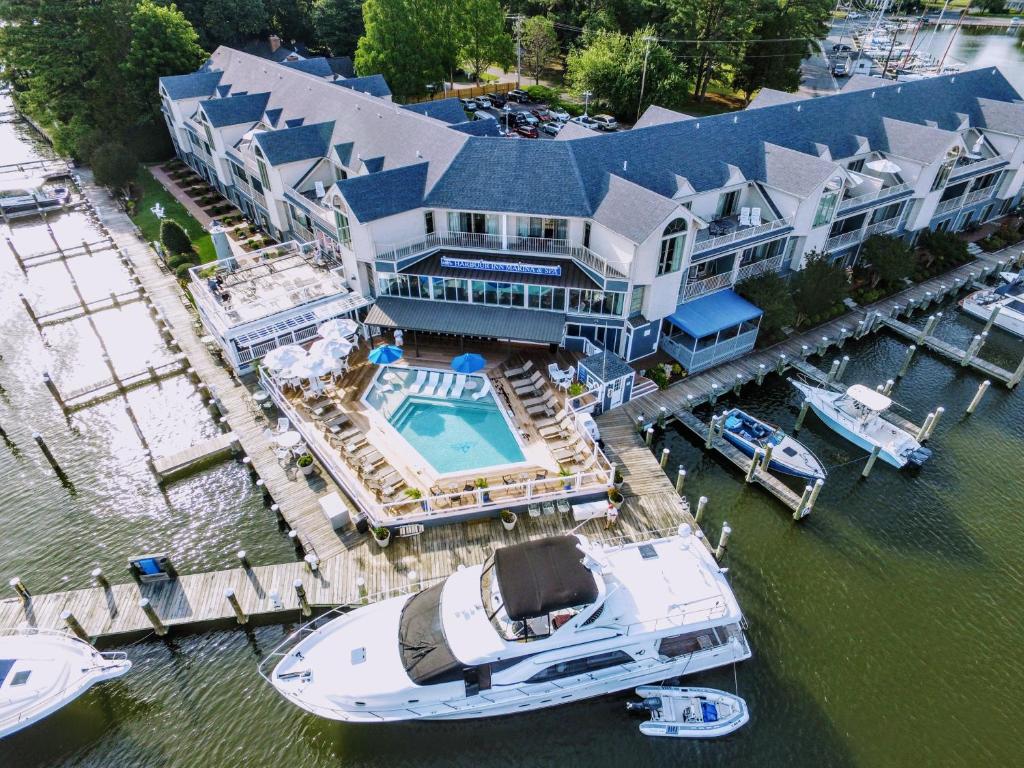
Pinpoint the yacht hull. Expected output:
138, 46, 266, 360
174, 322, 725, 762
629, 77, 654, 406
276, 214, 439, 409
960, 291, 1024, 339
721, 408, 826, 480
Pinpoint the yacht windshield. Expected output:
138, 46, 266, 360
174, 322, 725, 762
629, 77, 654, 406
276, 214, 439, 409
397, 583, 463, 685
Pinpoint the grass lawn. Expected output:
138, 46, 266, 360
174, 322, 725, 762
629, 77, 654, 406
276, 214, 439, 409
131, 166, 216, 263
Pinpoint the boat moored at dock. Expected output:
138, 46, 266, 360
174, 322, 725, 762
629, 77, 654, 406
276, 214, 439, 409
720, 408, 826, 480
627, 686, 749, 738
789, 380, 931, 469
0, 180, 70, 221
959, 276, 1024, 339
261, 532, 751, 722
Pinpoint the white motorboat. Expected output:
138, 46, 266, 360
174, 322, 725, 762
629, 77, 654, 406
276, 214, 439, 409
261, 531, 751, 722
0, 179, 70, 221
720, 407, 826, 480
789, 380, 931, 469
0, 628, 131, 738
959, 276, 1024, 339
627, 685, 749, 738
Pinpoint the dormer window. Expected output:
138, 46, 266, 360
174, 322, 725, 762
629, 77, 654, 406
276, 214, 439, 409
814, 179, 842, 227
657, 218, 687, 276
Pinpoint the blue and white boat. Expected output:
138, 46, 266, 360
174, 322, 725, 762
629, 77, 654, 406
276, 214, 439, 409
720, 407, 826, 480
627, 686, 749, 739
790, 380, 931, 469
959, 273, 1024, 339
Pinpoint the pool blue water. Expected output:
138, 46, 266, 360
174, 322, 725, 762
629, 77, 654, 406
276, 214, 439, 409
389, 396, 524, 473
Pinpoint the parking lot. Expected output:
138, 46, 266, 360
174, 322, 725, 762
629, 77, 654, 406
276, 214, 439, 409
456, 91, 625, 140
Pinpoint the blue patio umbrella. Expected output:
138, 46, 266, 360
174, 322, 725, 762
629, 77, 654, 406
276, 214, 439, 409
450, 353, 486, 374
368, 344, 404, 365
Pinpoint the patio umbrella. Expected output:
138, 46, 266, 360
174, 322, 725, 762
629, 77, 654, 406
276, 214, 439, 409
262, 344, 306, 371
368, 344, 403, 365
451, 353, 486, 374
300, 355, 336, 378
318, 318, 360, 340
309, 337, 353, 360
865, 158, 902, 174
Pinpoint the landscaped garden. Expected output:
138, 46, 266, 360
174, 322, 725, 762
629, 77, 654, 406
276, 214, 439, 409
130, 165, 216, 263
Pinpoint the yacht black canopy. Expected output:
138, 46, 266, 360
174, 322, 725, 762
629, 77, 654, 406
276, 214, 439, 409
398, 583, 463, 686
493, 535, 599, 620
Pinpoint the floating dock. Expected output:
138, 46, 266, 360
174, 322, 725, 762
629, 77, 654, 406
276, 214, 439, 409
152, 432, 239, 482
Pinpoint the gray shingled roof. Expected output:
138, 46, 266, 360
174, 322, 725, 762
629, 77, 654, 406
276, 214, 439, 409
976, 97, 1024, 136
879, 116, 957, 162
201, 92, 270, 127
762, 142, 836, 196
365, 297, 566, 343
160, 71, 223, 100
282, 57, 335, 78
579, 350, 633, 382
335, 74, 392, 98
747, 88, 806, 110
402, 98, 469, 125
590, 174, 681, 244
336, 163, 429, 222
255, 121, 335, 166
634, 105, 694, 129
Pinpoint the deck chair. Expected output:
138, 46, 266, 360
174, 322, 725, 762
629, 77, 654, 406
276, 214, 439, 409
513, 371, 544, 395
422, 371, 440, 396
535, 409, 568, 429
539, 421, 571, 440
275, 417, 290, 434
522, 390, 553, 408
472, 379, 491, 400
526, 400, 556, 417
504, 359, 534, 379
451, 374, 467, 399
738, 207, 752, 226
751, 207, 762, 226
436, 372, 454, 399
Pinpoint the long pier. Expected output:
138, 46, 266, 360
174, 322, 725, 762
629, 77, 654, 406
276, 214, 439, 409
152, 432, 239, 482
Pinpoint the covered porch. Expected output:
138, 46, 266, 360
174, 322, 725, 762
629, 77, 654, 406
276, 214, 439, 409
660, 289, 762, 374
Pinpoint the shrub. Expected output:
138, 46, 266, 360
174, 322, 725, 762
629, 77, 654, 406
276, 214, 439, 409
167, 251, 196, 270
526, 85, 559, 102
174, 262, 197, 280
860, 235, 915, 289
917, 230, 969, 270
648, 365, 669, 389
90, 142, 138, 190
791, 251, 849, 325
160, 219, 193, 255
736, 270, 796, 343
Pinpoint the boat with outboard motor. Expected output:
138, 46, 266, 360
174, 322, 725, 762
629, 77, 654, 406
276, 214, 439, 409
789, 380, 931, 469
0, 179, 70, 221
720, 407, 826, 480
0, 628, 131, 738
959, 273, 1024, 339
627, 685, 749, 738
261, 531, 751, 722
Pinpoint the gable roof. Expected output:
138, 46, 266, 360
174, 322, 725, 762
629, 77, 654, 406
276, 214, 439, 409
762, 142, 836, 196
747, 88, 806, 110
336, 163, 430, 222
255, 121, 335, 166
328, 56, 355, 78
403, 98, 469, 125
282, 57, 335, 78
201, 92, 271, 128
160, 71, 223, 101
448, 118, 502, 137
975, 96, 1024, 136
335, 74, 392, 98
634, 105, 694, 129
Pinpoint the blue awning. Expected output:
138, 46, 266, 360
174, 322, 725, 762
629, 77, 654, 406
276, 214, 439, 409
666, 290, 762, 339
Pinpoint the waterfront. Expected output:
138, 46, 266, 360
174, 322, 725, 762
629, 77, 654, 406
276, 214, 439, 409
3, 108, 1024, 768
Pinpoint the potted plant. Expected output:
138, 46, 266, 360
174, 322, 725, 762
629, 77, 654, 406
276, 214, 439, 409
567, 381, 585, 397
475, 477, 491, 504
608, 488, 624, 509
500, 509, 517, 531
371, 525, 391, 548
613, 469, 624, 490
559, 466, 573, 490
405, 487, 426, 510
296, 453, 315, 476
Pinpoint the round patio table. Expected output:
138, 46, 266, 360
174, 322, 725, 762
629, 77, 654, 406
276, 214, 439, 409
276, 431, 303, 450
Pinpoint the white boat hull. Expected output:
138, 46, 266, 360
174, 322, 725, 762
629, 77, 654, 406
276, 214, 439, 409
633, 685, 750, 738
960, 290, 1024, 339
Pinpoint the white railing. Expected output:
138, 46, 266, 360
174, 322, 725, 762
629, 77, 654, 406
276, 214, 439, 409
373, 231, 628, 280
825, 229, 864, 252
864, 215, 902, 238
735, 253, 786, 283
963, 187, 996, 207
692, 216, 793, 255
950, 155, 1005, 180
661, 327, 759, 373
286, 187, 337, 229
935, 195, 964, 215
837, 181, 912, 213
681, 272, 733, 301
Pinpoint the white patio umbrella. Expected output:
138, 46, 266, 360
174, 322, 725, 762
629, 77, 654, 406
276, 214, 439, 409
291, 355, 335, 380
262, 344, 306, 371
318, 318, 360, 340
865, 158, 902, 175
309, 337, 353, 360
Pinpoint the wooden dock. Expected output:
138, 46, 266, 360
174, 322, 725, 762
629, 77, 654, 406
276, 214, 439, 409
152, 432, 239, 482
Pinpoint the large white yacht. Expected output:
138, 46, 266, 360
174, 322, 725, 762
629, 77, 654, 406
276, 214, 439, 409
959, 275, 1024, 339
262, 531, 751, 722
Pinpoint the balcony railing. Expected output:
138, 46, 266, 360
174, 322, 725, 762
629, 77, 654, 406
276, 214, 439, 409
735, 253, 786, 284
680, 272, 733, 302
825, 229, 864, 252
662, 327, 759, 373
374, 231, 628, 280
692, 216, 793, 255
837, 181, 913, 213
864, 215, 902, 238
950, 155, 1006, 181
935, 195, 964, 215
963, 187, 996, 207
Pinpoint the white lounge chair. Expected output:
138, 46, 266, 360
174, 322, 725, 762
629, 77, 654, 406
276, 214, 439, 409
436, 372, 454, 399
739, 207, 752, 226
504, 359, 534, 379
751, 207, 762, 226
422, 371, 440, 396
408, 370, 427, 394
451, 374, 467, 399
472, 378, 491, 400
275, 417, 290, 434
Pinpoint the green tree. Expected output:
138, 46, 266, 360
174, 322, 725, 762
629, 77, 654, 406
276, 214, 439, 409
565, 26, 680, 120
161, 219, 194, 255
356, 0, 449, 99
662, 0, 753, 101
736, 270, 796, 341
861, 234, 915, 289
91, 142, 139, 191
266, 0, 315, 45
461, 0, 514, 82
123, 2, 206, 122
790, 251, 849, 323
520, 15, 559, 84
311, 0, 365, 55
203, 0, 269, 47
975, 0, 1007, 13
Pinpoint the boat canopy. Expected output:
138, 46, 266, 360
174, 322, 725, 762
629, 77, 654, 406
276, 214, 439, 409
845, 384, 891, 411
666, 290, 762, 340
493, 536, 599, 620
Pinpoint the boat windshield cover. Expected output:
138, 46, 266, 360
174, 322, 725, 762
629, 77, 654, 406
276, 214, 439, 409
397, 583, 464, 685
845, 384, 891, 411
493, 536, 599, 621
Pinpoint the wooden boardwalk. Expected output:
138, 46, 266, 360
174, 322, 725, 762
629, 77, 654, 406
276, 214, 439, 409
152, 432, 238, 481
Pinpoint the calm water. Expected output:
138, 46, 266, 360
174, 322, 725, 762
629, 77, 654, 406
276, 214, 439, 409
3, 87, 1024, 765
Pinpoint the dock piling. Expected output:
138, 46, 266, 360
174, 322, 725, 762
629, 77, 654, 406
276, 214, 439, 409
659, 447, 670, 468
304, 554, 320, 573
733, 373, 742, 395
794, 485, 813, 520
695, 496, 708, 524
91, 567, 109, 590
357, 576, 368, 604
966, 380, 991, 414
918, 315, 938, 344
794, 400, 810, 432
882, 378, 895, 396
916, 412, 936, 442
708, 383, 719, 406
9, 577, 30, 604
756, 364, 766, 385
962, 334, 984, 366
237, 549, 250, 569
836, 355, 850, 382
645, 427, 654, 447
862, 445, 882, 479
776, 354, 787, 374
983, 304, 1001, 334
705, 415, 718, 449
760, 442, 774, 472
225, 588, 248, 625
925, 406, 944, 440
714, 523, 731, 561
294, 580, 312, 617
33, 431, 68, 481
139, 597, 167, 636
897, 345, 917, 379
826, 359, 840, 384
807, 478, 824, 512
42, 374, 66, 411
1010, 355, 1024, 389
675, 467, 686, 494
61, 610, 89, 642
6, 237, 27, 273
19, 293, 41, 329
745, 449, 761, 483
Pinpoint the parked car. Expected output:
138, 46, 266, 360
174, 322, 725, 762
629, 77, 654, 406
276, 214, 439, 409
531, 108, 553, 122
548, 106, 570, 122
569, 114, 600, 130
515, 124, 539, 138
540, 121, 563, 136
460, 98, 477, 112
832, 43, 852, 53
847, 11, 862, 19
832, 60, 849, 77
507, 89, 530, 103
486, 92, 506, 108
474, 110, 496, 121
473, 96, 492, 110
592, 114, 619, 131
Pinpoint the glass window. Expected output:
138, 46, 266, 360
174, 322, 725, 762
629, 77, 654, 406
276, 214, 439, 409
629, 286, 645, 317
813, 189, 839, 227
658, 218, 687, 276
471, 280, 486, 303
229, 161, 248, 183
516, 216, 567, 239
848, 158, 864, 173
449, 211, 498, 235
932, 151, 959, 191
526, 651, 633, 683
569, 289, 624, 316
334, 209, 352, 246
256, 157, 271, 189
583, 222, 591, 249
424, 211, 435, 234
509, 283, 525, 307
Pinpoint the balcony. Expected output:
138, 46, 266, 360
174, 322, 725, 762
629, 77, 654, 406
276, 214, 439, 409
662, 327, 759, 374
373, 231, 628, 281
285, 187, 338, 231
863, 215, 902, 238
837, 181, 913, 214
692, 215, 793, 256
963, 187, 996, 207
949, 154, 1007, 182
680, 272, 733, 302
735, 253, 786, 284
825, 229, 864, 252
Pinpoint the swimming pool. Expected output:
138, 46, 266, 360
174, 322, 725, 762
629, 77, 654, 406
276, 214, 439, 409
389, 395, 524, 474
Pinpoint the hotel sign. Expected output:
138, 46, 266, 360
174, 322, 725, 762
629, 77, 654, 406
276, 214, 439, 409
440, 256, 561, 277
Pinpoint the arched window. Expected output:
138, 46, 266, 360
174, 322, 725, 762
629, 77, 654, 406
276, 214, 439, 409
658, 218, 687, 276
